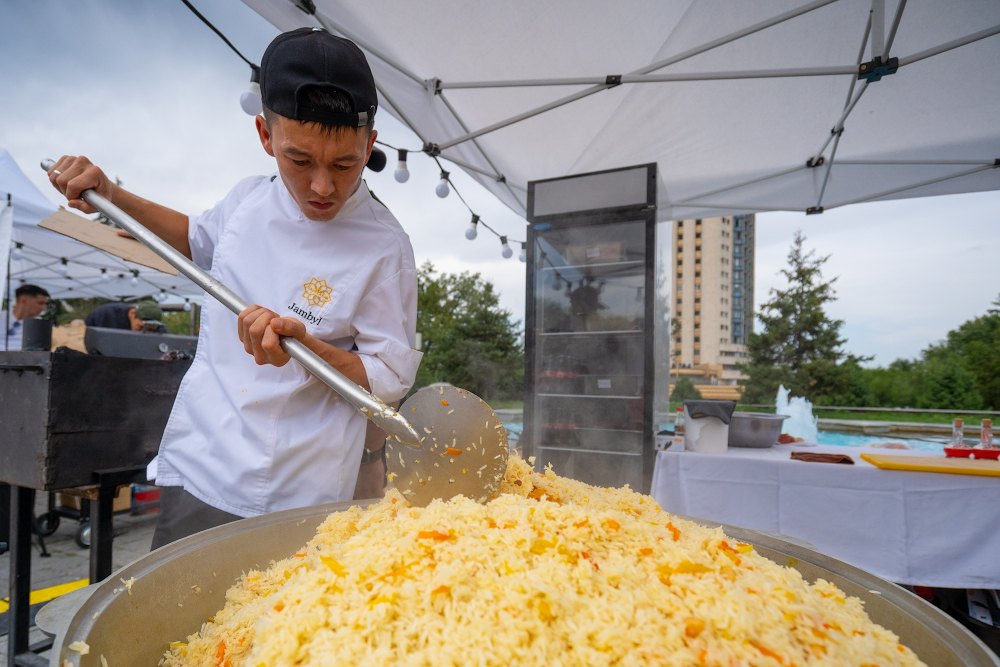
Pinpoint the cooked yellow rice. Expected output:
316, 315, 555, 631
162, 455, 925, 667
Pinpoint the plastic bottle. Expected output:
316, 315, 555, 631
975, 419, 995, 449
672, 407, 686, 450
950, 418, 968, 447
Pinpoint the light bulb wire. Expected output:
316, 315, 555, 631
180, 0, 258, 70
374, 139, 524, 245
177, 7, 526, 250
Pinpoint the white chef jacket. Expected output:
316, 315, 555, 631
0, 311, 23, 351
148, 174, 422, 517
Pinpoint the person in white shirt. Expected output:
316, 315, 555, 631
47, 29, 422, 547
1, 284, 50, 351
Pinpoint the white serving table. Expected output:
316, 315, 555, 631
651, 444, 1000, 589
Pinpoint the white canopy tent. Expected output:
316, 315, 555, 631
0, 149, 201, 303
240, 0, 999, 224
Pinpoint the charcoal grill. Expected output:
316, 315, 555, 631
0, 349, 190, 667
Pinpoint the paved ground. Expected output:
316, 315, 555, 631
0, 493, 158, 664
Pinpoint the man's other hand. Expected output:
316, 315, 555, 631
237, 305, 307, 367
47, 155, 115, 214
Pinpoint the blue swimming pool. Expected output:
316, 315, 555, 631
502, 422, 947, 452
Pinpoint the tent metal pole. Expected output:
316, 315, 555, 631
835, 159, 998, 166
436, 85, 608, 150
815, 131, 842, 209
897, 24, 1000, 67
438, 66, 857, 90
882, 0, 907, 59
437, 94, 527, 209
374, 80, 428, 144
437, 92, 526, 199
672, 165, 805, 204
311, 11, 424, 86
436, 154, 502, 180
825, 164, 996, 209
809, 5, 874, 211
436, 0, 839, 150
870, 0, 884, 60
635, 0, 840, 75
671, 203, 790, 213
844, 13, 873, 110
810, 80, 868, 163
310, 11, 428, 143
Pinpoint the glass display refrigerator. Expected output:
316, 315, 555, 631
522, 164, 657, 492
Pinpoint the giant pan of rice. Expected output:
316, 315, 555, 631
55, 455, 997, 667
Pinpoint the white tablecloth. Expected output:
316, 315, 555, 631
651, 444, 1000, 589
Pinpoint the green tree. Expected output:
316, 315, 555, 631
923, 294, 1000, 409
415, 262, 523, 402
670, 376, 703, 402
917, 356, 983, 410
740, 231, 865, 404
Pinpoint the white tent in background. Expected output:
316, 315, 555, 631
0, 149, 201, 302
241, 0, 999, 223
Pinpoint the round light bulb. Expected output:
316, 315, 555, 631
240, 81, 262, 116
130, 275, 139, 287
500, 236, 513, 259
100, 270, 111, 283
57, 260, 68, 277
183, 301, 192, 312
393, 149, 409, 183
519, 242, 527, 263
11, 244, 23, 261
435, 170, 450, 198
465, 214, 479, 240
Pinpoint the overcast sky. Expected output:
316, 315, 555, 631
2, 0, 998, 367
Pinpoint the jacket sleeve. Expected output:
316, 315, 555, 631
352, 263, 423, 403
188, 176, 267, 270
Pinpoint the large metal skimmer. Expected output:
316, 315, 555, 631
41, 160, 508, 504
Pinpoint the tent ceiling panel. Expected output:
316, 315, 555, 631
1, 149, 202, 301
242, 0, 1000, 221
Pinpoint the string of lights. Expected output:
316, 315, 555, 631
179, 0, 526, 261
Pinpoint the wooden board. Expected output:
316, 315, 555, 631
860, 453, 1000, 478
38, 208, 179, 275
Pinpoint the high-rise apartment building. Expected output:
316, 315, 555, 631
670, 214, 755, 388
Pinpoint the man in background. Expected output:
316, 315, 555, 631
85, 300, 165, 333
1, 284, 50, 350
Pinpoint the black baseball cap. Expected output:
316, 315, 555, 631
260, 28, 377, 128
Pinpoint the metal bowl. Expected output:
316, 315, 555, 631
50, 501, 998, 667
728, 411, 790, 448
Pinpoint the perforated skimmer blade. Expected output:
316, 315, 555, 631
386, 386, 508, 507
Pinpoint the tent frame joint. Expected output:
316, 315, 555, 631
426, 78, 443, 95
422, 142, 442, 158
805, 206, 824, 215
605, 75, 622, 87
806, 156, 825, 168
858, 56, 898, 82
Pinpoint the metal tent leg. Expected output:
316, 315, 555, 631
89, 467, 144, 584
7, 486, 51, 667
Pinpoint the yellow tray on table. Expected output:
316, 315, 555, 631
860, 453, 1000, 478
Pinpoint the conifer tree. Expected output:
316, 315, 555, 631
740, 231, 863, 403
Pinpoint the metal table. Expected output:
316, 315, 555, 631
0, 350, 189, 667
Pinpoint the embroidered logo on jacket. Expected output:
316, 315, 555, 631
302, 277, 333, 307
288, 302, 322, 326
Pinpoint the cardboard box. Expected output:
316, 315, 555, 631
59, 485, 132, 513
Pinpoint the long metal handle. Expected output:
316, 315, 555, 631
41, 159, 420, 448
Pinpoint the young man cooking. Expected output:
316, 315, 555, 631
47, 29, 421, 547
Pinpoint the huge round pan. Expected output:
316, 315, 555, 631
50, 500, 998, 667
